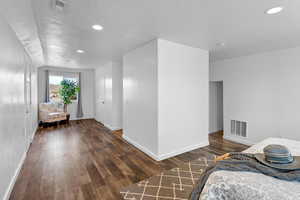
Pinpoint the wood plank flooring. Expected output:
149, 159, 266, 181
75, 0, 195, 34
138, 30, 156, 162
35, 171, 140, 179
9, 119, 248, 200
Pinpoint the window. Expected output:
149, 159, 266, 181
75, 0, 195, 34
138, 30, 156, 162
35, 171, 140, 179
49, 73, 79, 102
49, 75, 63, 102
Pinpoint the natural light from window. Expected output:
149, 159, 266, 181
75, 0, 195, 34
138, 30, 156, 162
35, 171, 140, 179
49, 75, 78, 102
49, 75, 63, 102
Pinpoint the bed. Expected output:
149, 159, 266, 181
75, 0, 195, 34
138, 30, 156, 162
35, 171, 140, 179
199, 137, 300, 200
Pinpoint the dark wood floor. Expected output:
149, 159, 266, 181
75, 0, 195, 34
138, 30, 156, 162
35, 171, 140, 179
9, 119, 248, 200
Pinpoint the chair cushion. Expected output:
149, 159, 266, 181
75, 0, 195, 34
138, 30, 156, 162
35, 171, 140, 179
48, 112, 66, 119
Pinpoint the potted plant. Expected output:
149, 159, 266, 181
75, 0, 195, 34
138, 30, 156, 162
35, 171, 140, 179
59, 79, 80, 112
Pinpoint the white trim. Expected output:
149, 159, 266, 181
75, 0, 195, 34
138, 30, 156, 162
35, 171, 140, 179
70, 117, 94, 121
224, 135, 255, 146
122, 135, 160, 161
111, 126, 122, 131
3, 150, 27, 200
157, 140, 209, 161
100, 122, 114, 130
94, 119, 121, 131
123, 135, 209, 161
70, 114, 95, 121
104, 123, 121, 131
31, 124, 38, 143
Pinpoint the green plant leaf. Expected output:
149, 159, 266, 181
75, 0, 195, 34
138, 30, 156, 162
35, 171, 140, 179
59, 79, 80, 106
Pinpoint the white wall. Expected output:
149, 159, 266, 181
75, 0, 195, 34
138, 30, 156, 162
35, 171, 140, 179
95, 61, 123, 130
210, 46, 300, 145
157, 39, 209, 158
123, 39, 209, 160
123, 40, 159, 156
27, 57, 39, 142
112, 62, 123, 129
0, 16, 38, 200
209, 81, 223, 133
38, 67, 95, 120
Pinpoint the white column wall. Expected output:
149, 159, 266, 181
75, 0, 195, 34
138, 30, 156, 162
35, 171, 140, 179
157, 39, 209, 159
123, 40, 159, 156
123, 39, 209, 160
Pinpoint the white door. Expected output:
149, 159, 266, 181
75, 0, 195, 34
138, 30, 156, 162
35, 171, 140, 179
96, 75, 106, 123
103, 76, 112, 126
95, 68, 113, 128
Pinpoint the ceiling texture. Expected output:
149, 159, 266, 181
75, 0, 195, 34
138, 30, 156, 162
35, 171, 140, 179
2, 0, 300, 68
0, 0, 44, 66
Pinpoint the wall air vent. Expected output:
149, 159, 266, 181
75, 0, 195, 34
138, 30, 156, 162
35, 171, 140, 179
53, 0, 66, 11
231, 120, 247, 137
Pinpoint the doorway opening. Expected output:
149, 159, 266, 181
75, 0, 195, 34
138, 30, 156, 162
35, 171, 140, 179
209, 81, 223, 134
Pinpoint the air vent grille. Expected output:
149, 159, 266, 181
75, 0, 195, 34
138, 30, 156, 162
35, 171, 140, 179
231, 120, 247, 137
54, 0, 66, 11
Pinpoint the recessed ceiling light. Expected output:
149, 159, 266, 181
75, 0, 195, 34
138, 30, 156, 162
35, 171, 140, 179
266, 6, 283, 15
92, 24, 103, 31
76, 49, 85, 53
216, 42, 225, 47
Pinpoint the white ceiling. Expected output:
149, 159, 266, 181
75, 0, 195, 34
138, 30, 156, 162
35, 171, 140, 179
4, 0, 300, 68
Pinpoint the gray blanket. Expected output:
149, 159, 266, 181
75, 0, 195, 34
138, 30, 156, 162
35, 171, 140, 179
190, 153, 300, 200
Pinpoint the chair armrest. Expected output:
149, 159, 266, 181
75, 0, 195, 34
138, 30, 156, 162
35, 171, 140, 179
39, 110, 50, 122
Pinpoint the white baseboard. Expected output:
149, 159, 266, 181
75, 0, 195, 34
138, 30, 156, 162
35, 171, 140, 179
111, 126, 122, 131
3, 150, 27, 200
101, 122, 113, 130
31, 124, 38, 143
157, 141, 209, 161
123, 135, 159, 160
94, 119, 121, 131
123, 135, 209, 161
224, 135, 255, 146
70, 116, 94, 121
106, 124, 122, 131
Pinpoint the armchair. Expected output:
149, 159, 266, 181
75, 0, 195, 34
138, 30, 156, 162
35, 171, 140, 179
39, 102, 67, 124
